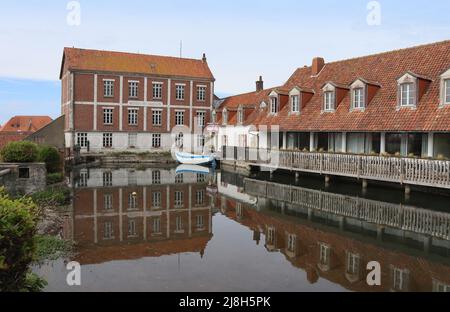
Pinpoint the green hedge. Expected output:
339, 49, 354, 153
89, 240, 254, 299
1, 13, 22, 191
30, 187, 71, 207
47, 172, 64, 185
0, 190, 45, 292
38, 146, 61, 173
0, 141, 39, 163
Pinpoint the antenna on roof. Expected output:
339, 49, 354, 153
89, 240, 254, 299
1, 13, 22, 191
180, 40, 183, 58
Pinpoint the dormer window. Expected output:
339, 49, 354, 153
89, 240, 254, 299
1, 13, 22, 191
397, 72, 430, 109
353, 88, 365, 109
400, 83, 416, 107
324, 91, 335, 111
440, 69, 450, 106
446, 79, 450, 104
270, 97, 278, 114
291, 95, 300, 113
222, 109, 228, 125
237, 108, 244, 124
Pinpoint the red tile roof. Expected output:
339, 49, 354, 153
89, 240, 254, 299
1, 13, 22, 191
61, 48, 215, 80
220, 40, 450, 132
0, 116, 52, 133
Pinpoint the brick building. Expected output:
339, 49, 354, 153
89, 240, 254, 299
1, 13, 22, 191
0, 116, 52, 149
60, 48, 215, 154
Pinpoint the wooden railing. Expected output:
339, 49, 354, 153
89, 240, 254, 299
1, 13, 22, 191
221, 147, 450, 189
244, 178, 450, 240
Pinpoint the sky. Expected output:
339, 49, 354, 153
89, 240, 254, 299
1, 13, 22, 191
0, 0, 449, 125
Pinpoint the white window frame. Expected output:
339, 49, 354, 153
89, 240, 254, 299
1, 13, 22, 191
196, 111, 206, 127
433, 279, 450, 292
152, 217, 161, 234
152, 109, 162, 126
196, 215, 205, 229
77, 133, 88, 148
128, 133, 137, 148
195, 190, 204, 206
222, 110, 228, 125
128, 108, 138, 126
152, 133, 161, 148
175, 84, 185, 101
324, 91, 335, 111
103, 171, 112, 187
400, 83, 416, 107
128, 81, 139, 98
152, 192, 162, 209
319, 243, 330, 265
197, 134, 205, 148
346, 252, 360, 275
175, 111, 184, 126
291, 95, 300, 113
392, 267, 409, 291
104, 222, 114, 239
175, 216, 184, 232
197, 85, 207, 101
103, 108, 114, 125
103, 80, 114, 97
175, 173, 184, 184
211, 111, 217, 124
237, 109, 244, 124
287, 234, 296, 252
267, 227, 275, 245
104, 194, 113, 210
152, 82, 163, 100
174, 191, 184, 208
103, 133, 113, 148
128, 219, 137, 237
353, 88, 365, 109
152, 170, 161, 184
78, 170, 88, 187
270, 97, 278, 114
128, 193, 138, 210
445, 79, 450, 104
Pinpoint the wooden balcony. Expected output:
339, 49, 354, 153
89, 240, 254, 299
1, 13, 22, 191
221, 147, 450, 190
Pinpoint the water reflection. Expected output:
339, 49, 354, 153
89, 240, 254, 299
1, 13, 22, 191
37, 166, 450, 292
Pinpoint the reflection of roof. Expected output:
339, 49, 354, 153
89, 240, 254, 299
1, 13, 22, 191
61, 48, 215, 80
74, 235, 213, 265
223, 197, 450, 292
0, 116, 52, 132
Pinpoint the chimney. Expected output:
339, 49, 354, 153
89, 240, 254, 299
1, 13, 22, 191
256, 76, 264, 92
202, 53, 207, 63
312, 57, 325, 76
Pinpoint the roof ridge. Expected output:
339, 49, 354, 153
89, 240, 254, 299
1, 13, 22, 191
325, 40, 450, 66
289, 40, 450, 74
64, 47, 205, 63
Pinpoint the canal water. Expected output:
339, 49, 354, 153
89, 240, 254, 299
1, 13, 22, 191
34, 166, 450, 292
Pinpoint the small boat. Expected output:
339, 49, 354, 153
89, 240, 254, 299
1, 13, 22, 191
175, 152, 215, 165
176, 164, 211, 175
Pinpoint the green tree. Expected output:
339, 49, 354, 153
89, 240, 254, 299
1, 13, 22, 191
37, 145, 61, 173
0, 141, 39, 163
0, 189, 46, 292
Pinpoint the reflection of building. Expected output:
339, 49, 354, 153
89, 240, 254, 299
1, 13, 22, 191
218, 173, 450, 292
66, 167, 213, 265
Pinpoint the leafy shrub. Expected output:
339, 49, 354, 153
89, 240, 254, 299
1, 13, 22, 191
0, 141, 39, 163
0, 192, 42, 292
34, 235, 72, 262
30, 187, 71, 207
38, 146, 61, 173
47, 172, 64, 185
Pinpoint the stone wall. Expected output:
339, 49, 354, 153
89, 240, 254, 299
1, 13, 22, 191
0, 163, 47, 195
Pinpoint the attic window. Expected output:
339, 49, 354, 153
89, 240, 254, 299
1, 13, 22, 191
291, 95, 300, 113
446, 80, 450, 104
400, 83, 416, 107
324, 91, 335, 111
353, 88, 365, 109
222, 109, 228, 125
237, 108, 244, 124
270, 97, 278, 114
